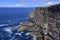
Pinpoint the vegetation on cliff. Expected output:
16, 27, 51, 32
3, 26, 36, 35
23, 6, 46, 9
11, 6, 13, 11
18, 4, 60, 40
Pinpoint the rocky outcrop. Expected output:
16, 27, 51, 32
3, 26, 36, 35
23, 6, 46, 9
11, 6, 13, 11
18, 4, 60, 40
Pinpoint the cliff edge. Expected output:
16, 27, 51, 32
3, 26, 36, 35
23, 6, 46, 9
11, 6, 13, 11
18, 4, 60, 40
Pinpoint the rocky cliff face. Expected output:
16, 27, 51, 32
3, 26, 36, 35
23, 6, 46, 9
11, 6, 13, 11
18, 4, 60, 40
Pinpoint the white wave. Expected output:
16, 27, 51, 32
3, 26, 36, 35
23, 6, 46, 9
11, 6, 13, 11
15, 33, 22, 35
0, 24, 9, 26
4, 28, 12, 34
10, 33, 22, 40
20, 31, 24, 33
10, 35, 15, 40
33, 35, 36, 40
25, 32, 30, 36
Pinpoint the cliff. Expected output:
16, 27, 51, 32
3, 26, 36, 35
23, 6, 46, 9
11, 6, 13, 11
18, 4, 60, 40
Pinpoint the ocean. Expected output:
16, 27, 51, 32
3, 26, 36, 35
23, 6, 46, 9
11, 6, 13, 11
0, 7, 35, 40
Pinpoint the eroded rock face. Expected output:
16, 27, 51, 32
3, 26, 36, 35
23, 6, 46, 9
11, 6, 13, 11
18, 21, 42, 36
18, 4, 60, 40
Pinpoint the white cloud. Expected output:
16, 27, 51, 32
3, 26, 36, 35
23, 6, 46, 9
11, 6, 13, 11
35, 4, 38, 6
14, 4, 23, 7
47, 2, 53, 5
0, 4, 37, 7
46, 1, 60, 6
44, 2, 54, 6
34, 4, 44, 7
33, 2, 55, 7
0, 4, 26, 7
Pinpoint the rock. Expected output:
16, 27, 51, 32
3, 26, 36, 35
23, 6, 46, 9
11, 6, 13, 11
18, 4, 60, 40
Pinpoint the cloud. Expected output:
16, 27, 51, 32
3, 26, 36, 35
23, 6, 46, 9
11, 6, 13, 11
14, 4, 23, 7
0, 4, 26, 7
34, 4, 46, 7
44, 2, 54, 6
47, 1, 60, 5
0, 1, 60, 7
13, 4, 26, 7
42, 1, 60, 6
31, 1, 60, 7
47, 2, 53, 5
0, 4, 35, 7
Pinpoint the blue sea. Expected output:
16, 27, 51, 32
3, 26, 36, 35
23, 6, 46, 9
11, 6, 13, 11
0, 7, 35, 40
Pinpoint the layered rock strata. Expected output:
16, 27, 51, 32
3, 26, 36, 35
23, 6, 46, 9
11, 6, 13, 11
18, 4, 60, 40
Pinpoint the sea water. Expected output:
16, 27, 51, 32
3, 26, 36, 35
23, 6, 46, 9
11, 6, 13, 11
0, 7, 35, 40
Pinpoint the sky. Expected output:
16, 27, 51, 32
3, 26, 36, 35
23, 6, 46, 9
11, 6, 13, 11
0, 0, 60, 7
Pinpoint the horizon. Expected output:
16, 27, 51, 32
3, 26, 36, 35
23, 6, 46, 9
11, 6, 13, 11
0, 0, 60, 7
